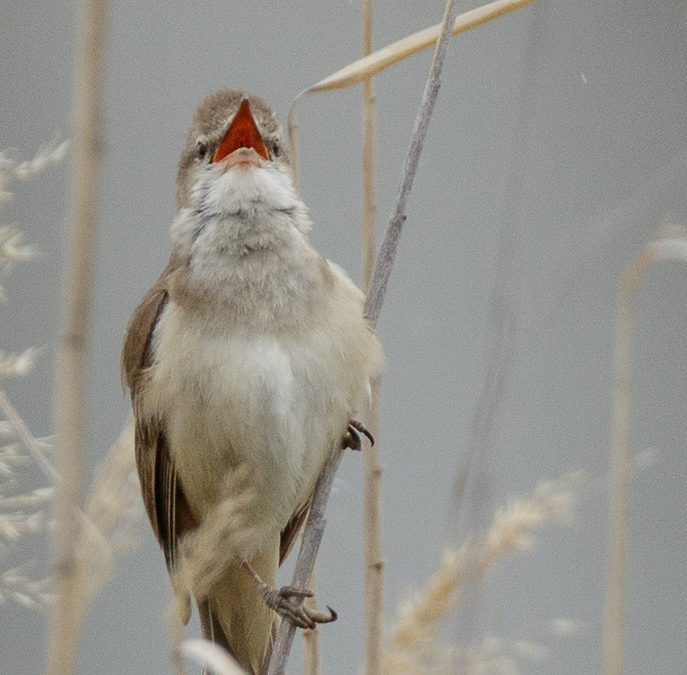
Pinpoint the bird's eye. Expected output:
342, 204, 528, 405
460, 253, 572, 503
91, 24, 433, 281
271, 138, 280, 157
196, 139, 208, 159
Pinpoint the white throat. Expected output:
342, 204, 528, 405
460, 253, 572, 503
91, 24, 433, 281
168, 161, 321, 331
176, 161, 310, 236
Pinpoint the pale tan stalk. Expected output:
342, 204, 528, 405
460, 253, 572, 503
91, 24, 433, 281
604, 232, 687, 675
302, 570, 321, 675
363, 376, 382, 675
267, 444, 346, 675
48, 1, 107, 672
307, 0, 534, 93
287, 109, 300, 195
361, 0, 376, 295
361, 2, 383, 675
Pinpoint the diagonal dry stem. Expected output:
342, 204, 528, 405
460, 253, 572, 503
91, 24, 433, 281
269, 1, 536, 671
307, 0, 534, 93
268, 1, 463, 673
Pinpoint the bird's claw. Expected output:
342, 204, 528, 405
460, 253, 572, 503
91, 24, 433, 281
342, 419, 374, 450
261, 584, 337, 629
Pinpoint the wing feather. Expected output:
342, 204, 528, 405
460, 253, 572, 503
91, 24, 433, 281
123, 256, 316, 572
122, 259, 197, 572
279, 499, 310, 565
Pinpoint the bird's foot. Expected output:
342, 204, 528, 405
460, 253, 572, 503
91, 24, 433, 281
342, 419, 374, 450
241, 561, 337, 629
261, 584, 337, 629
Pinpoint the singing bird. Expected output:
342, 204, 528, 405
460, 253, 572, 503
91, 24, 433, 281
121, 89, 383, 673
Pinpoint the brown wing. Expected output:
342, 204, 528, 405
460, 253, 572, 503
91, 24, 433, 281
122, 259, 197, 571
125, 255, 308, 569
279, 499, 310, 565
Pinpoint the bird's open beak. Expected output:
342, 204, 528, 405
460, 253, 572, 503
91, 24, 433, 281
213, 98, 269, 169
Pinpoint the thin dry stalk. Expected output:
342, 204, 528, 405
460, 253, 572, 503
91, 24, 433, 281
48, 0, 108, 672
364, 0, 462, 327
287, 118, 300, 195
266, 447, 345, 674
448, 3, 546, 527
382, 472, 580, 673
364, 376, 382, 674
361, 0, 376, 295
307, 0, 534, 93
604, 232, 687, 675
302, 570, 321, 675
361, 2, 384, 675
268, 3, 462, 673
269, 1, 534, 671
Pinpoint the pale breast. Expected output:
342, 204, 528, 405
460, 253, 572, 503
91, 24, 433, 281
142, 283, 381, 552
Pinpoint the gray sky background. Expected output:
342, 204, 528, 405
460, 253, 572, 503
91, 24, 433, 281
2, 1, 687, 673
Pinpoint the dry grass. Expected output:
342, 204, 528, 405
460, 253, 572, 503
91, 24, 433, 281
0, 147, 59, 614
305, 0, 535, 93
1, 141, 142, 637
71, 421, 141, 624
168, 466, 257, 671
174, 466, 256, 604
6, 3, 644, 673
382, 472, 581, 674
0, 395, 142, 618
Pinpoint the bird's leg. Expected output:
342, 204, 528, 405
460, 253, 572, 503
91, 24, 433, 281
241, 561, 337, 629
342, 419, 375, 450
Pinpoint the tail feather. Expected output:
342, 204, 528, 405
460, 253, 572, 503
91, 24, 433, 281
198, 542, 279, 675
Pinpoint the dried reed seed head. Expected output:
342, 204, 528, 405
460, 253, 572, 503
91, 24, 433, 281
382, 472, 582, 675
175, 464, 258, 601
0, 348, 38, 378
0, 140, 69, 183
70, 422, 142, 619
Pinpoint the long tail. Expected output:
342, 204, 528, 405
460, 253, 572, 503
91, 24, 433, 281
198, 541, 278, 675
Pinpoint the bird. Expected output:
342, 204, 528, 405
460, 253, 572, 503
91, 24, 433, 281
121, 88, 384, 674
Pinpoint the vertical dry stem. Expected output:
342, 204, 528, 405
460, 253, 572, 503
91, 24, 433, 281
363, 376, 382, 674
48, 1, 107, 673
361, 0, 376, 294
604, 234, 687, 675
361, 2, 384, 675
269, 1, 536, 671
267, 447, 345, 674
364, 0, 461, 327
302, 571, 321, 675
604, 261, 637, 675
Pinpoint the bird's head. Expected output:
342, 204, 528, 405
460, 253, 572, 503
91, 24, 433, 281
176, 89, 293, 214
